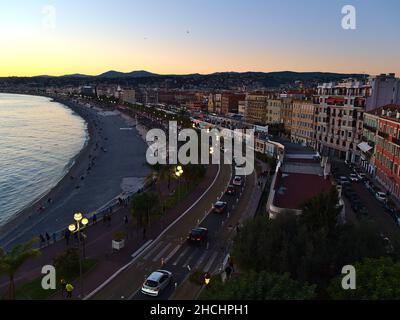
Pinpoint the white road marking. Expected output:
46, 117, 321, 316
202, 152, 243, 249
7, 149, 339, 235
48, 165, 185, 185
172, 247, 190, 266
193, 250, 208, 270
143, 241, 164, 260
152, 243, 172, 262
182, 249, 198, 268
165, 244, 181, 263
203, 251, 218, 272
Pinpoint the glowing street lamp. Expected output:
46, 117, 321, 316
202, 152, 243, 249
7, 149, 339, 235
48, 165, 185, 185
68, 212, 89, 298
174, 166, 184, 200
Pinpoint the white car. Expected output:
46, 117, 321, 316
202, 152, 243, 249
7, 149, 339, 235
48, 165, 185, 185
349, 174, 359, 182
232, 176, 243, 186
375, 191, 387, 203
141, 270, 172, 297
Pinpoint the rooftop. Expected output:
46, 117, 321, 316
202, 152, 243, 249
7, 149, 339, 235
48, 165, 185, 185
273, 171, 332, 210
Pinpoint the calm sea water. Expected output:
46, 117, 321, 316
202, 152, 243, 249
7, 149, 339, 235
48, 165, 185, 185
0, 94, 87, 227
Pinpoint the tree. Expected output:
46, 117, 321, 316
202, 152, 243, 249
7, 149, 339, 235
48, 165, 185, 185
328, 257, 400, 300
53, 248, 80, 281
201, 271, 316, 300
130, 192, 161, 228
0, 239, 41, 299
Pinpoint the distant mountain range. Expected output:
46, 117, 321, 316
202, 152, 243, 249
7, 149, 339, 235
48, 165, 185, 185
30, 70, 366, 80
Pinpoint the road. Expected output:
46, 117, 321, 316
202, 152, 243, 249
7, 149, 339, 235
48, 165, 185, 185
332, 160, 400, 238
88, 161, 238, 300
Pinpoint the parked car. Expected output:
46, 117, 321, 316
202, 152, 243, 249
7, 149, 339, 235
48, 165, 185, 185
375, 191, 387, 203
226, 184, 236, 196
141, 270, 172, 296
349, 174, 359, 182
339, 176, 351, 186
187, 227, 208, 245
213, 201, 228, 213
356, 172, 367, 181
232, 176, 243, 186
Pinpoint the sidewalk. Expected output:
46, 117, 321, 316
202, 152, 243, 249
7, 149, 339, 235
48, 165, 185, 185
0, 164, 219, 299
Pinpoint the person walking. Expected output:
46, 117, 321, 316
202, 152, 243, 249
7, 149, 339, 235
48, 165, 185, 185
107, 214, 112, 227
65, 229, 71, 246
52, 232, 57, 244
65, 283, 74, 299
39, 234, 45, 248
60, 278, 67, 298
45, 232, 51, 246
124, 215, 129, 224
92, 213, 97, 225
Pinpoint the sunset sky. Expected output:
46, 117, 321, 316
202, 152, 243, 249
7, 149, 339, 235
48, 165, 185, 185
0, 0, 399, 77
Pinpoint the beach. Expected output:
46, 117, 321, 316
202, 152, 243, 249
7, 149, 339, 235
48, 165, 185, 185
0, 97, 150, 249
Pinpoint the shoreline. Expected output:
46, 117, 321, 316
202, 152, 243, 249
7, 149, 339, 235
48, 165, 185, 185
0, 95, 149, 248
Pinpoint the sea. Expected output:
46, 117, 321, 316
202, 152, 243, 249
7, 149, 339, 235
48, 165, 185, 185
0, 93, 88, 227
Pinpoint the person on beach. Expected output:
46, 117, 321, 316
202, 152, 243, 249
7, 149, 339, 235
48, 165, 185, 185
45, 232, 50, 246
39, 234, 45, 247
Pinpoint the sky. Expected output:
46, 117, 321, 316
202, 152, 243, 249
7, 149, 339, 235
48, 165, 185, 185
0, 0, 399, 77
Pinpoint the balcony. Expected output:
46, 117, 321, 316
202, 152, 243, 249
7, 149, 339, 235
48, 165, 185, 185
363, 124, 376, 132
378, 131, 389, 139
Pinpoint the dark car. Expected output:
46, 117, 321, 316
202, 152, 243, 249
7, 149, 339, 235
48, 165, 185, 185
226, 185, 236, 196
187, 227, 208, 245
213, 201, 228, 214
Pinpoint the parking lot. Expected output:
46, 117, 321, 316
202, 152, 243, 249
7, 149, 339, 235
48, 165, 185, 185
332, 160, 400, 239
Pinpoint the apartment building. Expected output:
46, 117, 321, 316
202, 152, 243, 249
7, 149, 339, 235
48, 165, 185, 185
208, 93, 245, 115
244, 93, 269, 124
281, 98, 293, 132
266, 99, 282, 124
121, 88, 136, 104
368, 105, 400, 200
314, 79, 371, 162
208, 93, 222, 114
291, 100, 315, 147
366, 73, 400, 111
360, 111, 379, 174
238, 100, 246, 116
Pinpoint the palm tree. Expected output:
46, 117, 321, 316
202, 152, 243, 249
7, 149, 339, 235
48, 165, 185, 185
0, 238, 41, 300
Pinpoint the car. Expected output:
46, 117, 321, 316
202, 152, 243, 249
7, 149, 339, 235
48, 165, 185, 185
141, 270, 172, 296
187, 227, 208, 244
375, 191, 387, 203
232, 176, 243, 186
226, 184, 236, 195
339, 176, 350, 186
213, 201, 228, 213
349, 174, 359, 182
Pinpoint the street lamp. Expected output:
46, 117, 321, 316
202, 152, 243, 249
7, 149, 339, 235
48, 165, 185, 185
174, 166, 184, 201
68, 212, 89, 299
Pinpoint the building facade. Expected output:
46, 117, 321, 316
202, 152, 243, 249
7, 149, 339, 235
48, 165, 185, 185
291, 100, 315, 147
366, 73, 400, 111
245, 93, 270, 124
314, 79, 371, 162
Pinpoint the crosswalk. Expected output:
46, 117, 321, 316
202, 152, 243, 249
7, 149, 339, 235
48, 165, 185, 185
141, 240, 223, 272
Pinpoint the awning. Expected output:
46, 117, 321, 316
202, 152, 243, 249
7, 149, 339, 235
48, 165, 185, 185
357, 142, 373, 153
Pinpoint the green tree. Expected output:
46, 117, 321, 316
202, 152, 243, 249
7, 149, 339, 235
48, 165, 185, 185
0, 239, 41, 299
130, 192, 161, 228
201, 271, 316, 300
328, 257, 400, 300
53, 248, 80, 281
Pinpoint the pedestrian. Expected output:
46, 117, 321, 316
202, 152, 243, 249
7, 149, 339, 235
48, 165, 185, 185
108, 214, 112, 227
229, 257, 235, 273
103, 213, 107, 224
60, 278, 67, 298
92, 213, 97, 225
45, 232, 50, 246
39, 234, 45, 248
65, 229, 71, 246
65, 283, 74, 299
52, 232, 57, 244
143, 227, 146, 240
124, 215, 129, 224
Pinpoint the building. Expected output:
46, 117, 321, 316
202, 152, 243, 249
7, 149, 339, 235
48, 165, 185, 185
280, 98, 293, 132
121, 89, 136, 104
208, 93, 245, 115
365, 105, 400, 200
266, 99, 282, 124
238, 100, 246, 117
208, 93, 222, 114
360, 111, 379, 174
291, 99, 315, 147
366, 73, 400, 111
245, 93, 271, 124
314, 79, 371, 163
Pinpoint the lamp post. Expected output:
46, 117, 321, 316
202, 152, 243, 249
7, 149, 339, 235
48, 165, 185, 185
174, 166, 184, 201
68, 212, 89, 299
